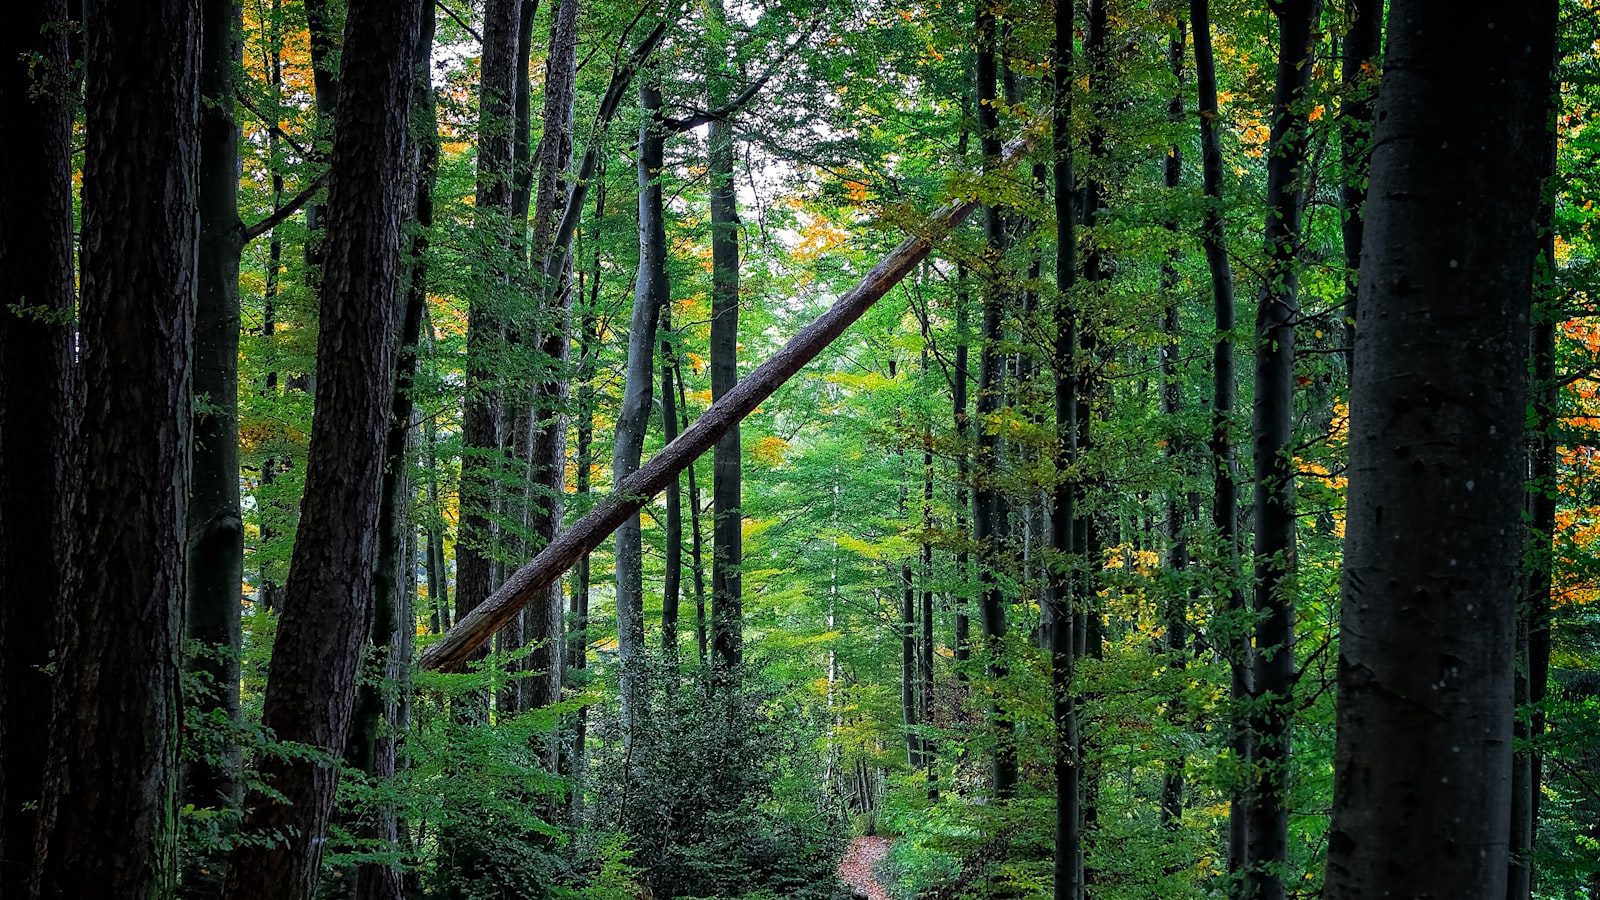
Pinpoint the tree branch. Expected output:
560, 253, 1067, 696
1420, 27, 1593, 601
242, 174, 328, 243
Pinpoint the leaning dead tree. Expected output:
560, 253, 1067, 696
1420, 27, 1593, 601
419, 133, 1033, 671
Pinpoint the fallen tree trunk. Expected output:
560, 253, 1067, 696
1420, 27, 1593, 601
419, 134, 1033, 671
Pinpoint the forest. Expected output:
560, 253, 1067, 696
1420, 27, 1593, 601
0, 0, 1596, 897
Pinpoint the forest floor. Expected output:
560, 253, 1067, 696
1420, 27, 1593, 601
837, 835, 894, 900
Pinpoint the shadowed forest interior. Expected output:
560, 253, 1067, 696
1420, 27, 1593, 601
2, 0, 1599, 898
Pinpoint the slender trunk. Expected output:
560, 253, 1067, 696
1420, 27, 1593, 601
1158, 19, 1188, 835
0, 1, 74, 893
894, 356, 921, 768
457, 0, 521, 682
679, 356, 712, 667
1339, 0, 1381, 373
223, 0, 424, 893
1048, 0, 1078, 887
567, 224, 602, 825
524, 0, 581, 715
258, 0, 286, 614
183, 4, 245, 881
31, 0, 199, 894
952, 264, 973, 668
974, 0, 1017, 799
614, 66, 669, 741
1189, 0, 1250, 881
1325, 5, 1556, 896
919, 346, 937, 797
661, 243, 684, 665
708, 0, 744, 675
1246, 5, 1314, 896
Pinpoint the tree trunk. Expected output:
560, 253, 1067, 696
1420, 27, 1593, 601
457, 0, 521, 679
352, 11, 437, 896
708, 0, 744, 675
1245, 5, 1314, 897
523, 0, 581, 716
680, 356, 712, 667
952, 263, 973, 668
183, 2, 245, 882
660, 192, 684, 666
30, 0, 199, 895
919, 347, 937, 795
418, 138, 1034, 672
614, 66, 669, 741
973, 0, 1018, 799
1189, 0, 1251, 881
223, 0, 425, 893
894, 355, 921, 768
1158, 18, 1188, 835
1339, 0, 1381, 374
1324, 4, 1556, 897
1049, 0, 1080, 889
0, 1, 74, 893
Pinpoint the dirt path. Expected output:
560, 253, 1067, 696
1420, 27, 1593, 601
837, 835, 893, 900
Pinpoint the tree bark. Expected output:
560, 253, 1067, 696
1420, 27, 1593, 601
614, 65, 669, 740
418, 137, 1033, 672
183, 3, 246, 880
1245, 5, 1314, 897
708, 0, 745, 675
1339, 0, 1381, 374
1324, 4, 1556, 897
457, 0, 521, 680
1048, 0, 1080, 889
1189, 0, 1251, 881
223, 0, 425, 893
30, 0, 200, 895
0, 1, 75, 893
952, 263, 973, 668
973, 0, 1018, 799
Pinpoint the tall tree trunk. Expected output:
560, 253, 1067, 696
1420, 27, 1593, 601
1158, 18, 1189, 835
1339, 0, 1381, 374
223, 0, 425, 893
660, 184, 684, 667
973, 0, 1018, 800
1189, 0, 1250, 881
919, 345, 937, 796
0, 1, 75, 892
894, 354, 921, 768
523, 0, 581, 715
352, 11, 437, 896
258, 0, 287, 614
30, 0, 199, 894
457, 0, 521, 678
708, 0, 744, 675
679, 356, 712, 667
1325, 4, 1556, 897
614, 65, 669, 742
1246, 5, 1314, 897
184, 2, 245, 882
1049, 0, 1080, 889
952, 263, 973, 668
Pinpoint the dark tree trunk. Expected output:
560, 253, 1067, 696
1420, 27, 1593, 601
659, 137, 684, 667
1189, 0, 1250, 880
679, 356, 712, 667
919, 349, 937, 795
708, 0, 744, 675
1246, 5, 1315, 897
30, 0, 200, 894
352, 10, 437, 896
1339, 0, 1381, 373
183, 3, 245, 882
0, 1, 75, 892
973, 0, 1017, 799
223, 0, 425, 893
524, 0, 581, 715
952, 263, 973, 668
1158, 19, 1189, 835
893, 358, 921, 768
457, 0, 521, 678
614, 66, 669, 739
258, 0, 287, 615
1324, 4, 1556, 897
1048, 0, 1080, 890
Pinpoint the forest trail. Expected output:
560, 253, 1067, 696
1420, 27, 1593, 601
838, 835, 893, 900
